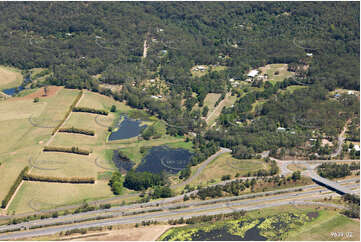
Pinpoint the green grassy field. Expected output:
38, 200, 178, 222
189, 153, 267, 186
7, 181, 113, 214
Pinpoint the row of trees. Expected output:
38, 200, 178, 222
52, 90, 83, 135
1, 167, 29, 208
23, 174, 95, 184
59, 127, 95, 136
72, 107, 109, 115
43, 146, 91, 155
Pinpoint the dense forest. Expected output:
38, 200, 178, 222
0, 2, 359, 158
0, 2, 359, 89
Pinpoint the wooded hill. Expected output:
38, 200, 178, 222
0, 2, 358, 90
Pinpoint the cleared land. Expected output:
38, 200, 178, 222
0, 65, 23, 90
189, 153, 267, 186
191, 65, 227, 77
206, 92, 236, 125
72, 225, 172, 241
259, 63, 295, 84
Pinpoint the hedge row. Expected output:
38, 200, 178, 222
59, 127, 95, 136
1, 167, 29, 208
72, 107, 108, 115
23, 174, 95, 184
52, 90, 83, 135
43, 146, 91, 155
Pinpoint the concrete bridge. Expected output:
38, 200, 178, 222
309, 171, 356, 195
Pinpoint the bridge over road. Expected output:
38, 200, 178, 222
308, 171, 357, 195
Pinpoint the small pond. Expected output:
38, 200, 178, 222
108, 115, 147, 141
112, 150, 135, 173
2, 76, 31, 96
136, 146, 192, 174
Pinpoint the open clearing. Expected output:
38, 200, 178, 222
206, 92, 236, 125
71, 225, 172, 241
0, 65, 23, 90
189, 153, 267, 186
259, 63, 295, 84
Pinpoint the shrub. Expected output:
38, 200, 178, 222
109, 172, 123, 195
110, 105, 116, 112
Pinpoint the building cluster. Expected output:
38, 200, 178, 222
192, 65, 208, 72
229, 69, 268, 87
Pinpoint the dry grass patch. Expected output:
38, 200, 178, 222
0, 99, 46, 121
72, 225, 172, 241
29, 152, 99, 178
287, 163, 307, 172
8, 181, 113, 214
206, 92, 235, 125
79, 90, 130, 113
190, 153, 267, 186
51, 111, 115, 148
0, 65, 23, 89
259, 63, 295, 83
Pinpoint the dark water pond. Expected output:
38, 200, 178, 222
112, 150, 135, 173
108, 115, 147, 141
136, 146, 192, 174
191, 219, 267, 241
2, 76, 31, 96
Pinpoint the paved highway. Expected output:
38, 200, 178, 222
0, 183, 358, 241
0, 181, 358, 239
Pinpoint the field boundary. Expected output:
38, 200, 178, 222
51, 90, 83, 135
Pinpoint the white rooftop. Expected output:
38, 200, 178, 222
248, 70, 259, 77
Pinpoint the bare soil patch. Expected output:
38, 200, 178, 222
10, 86, 62, 101
71, 225, 172, 241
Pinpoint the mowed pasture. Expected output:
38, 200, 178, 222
0, 99, 46, 121
8, 181, 113, 214
0, 88, 80, 205
0, 65, 23, 90
29, 152, 99, 178
6, 88, 160, 214
189, 153, 268, 186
